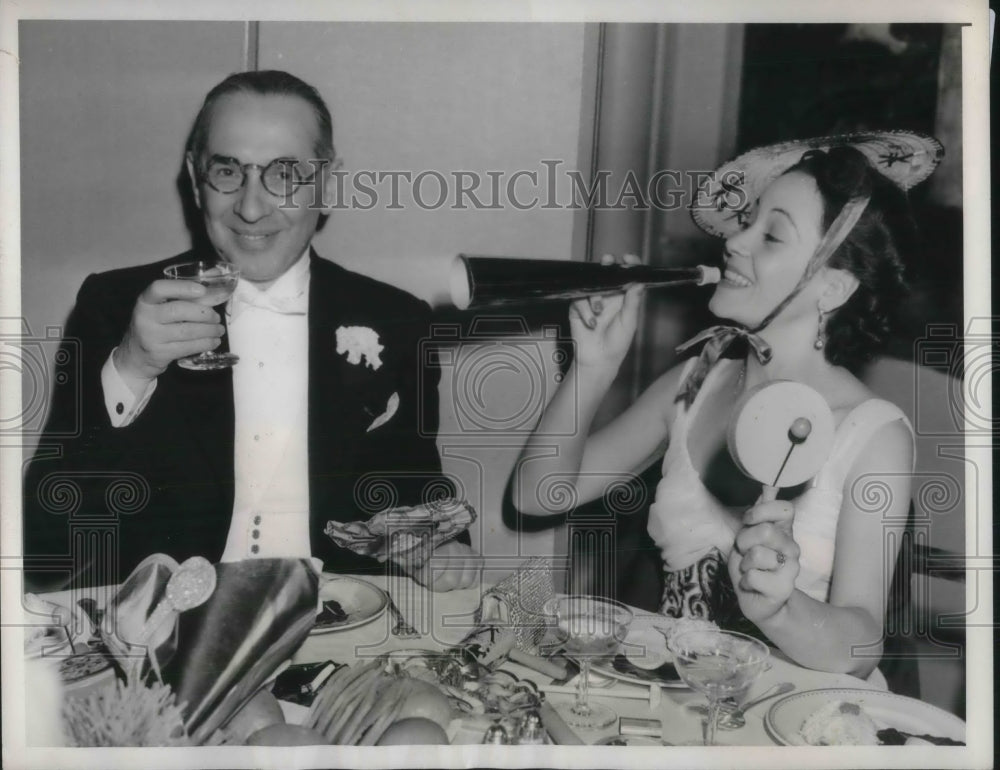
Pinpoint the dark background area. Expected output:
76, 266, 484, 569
738, 23, 963, 371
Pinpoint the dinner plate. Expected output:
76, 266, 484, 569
582, 616, 686, 689
587, 654, 686, 690
310, 576, 389, 634
765, 688, 967, 746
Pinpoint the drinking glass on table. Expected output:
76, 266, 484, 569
671, 629, 770, 746
548, 595, 633, 730
163, 260, 240, 370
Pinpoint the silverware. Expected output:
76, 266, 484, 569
385, 593, 419, 638
717, 682, 795, 729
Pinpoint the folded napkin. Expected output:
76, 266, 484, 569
324, 498, 476, 565
101, 554, 183, 677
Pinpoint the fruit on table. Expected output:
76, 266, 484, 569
396, 679, 454, 729
375, 717, 450, 745
224, 689, 286, 744
246, 724, 330, 746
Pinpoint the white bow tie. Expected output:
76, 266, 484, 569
228, 284, 308, 320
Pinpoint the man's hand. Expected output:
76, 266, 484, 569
114, 279, 226, 392
727, 500, 800, 624
404, 540, 483, 592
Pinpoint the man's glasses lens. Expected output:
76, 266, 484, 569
204, 158, 316, 196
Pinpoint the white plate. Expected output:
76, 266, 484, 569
765, 688, 966, 746
578, 617, 687, 689
310, 576, 389, 635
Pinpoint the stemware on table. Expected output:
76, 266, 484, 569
546, 595, 633, 730
671, 628, 771, 746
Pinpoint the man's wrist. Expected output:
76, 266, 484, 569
112, 345, 158, 398
104, 348, 158, 427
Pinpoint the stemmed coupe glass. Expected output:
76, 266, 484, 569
163, 260, 240, 370
547, 595, 633, 730
671, 629, 770, 746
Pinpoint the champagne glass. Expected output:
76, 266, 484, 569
163, 261, 240, 370
671, 629, 770, 746
548, 595, 633, 730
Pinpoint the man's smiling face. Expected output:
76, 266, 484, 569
187, 92, 329, 287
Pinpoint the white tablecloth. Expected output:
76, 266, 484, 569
292, 574, 884, 746
35, 571, 885, 746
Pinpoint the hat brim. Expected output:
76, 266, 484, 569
690, 130, 944, 239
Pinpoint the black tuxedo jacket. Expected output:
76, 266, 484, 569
23, 249, 455, 589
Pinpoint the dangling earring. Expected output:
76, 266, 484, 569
814, 309, 827, 350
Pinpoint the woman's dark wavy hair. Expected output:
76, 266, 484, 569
786, 146, 917, 372
186, 70, 335, 162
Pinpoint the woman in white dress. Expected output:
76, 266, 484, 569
514, 132, 942, 678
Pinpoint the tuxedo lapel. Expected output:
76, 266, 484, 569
307, 253, 352, 525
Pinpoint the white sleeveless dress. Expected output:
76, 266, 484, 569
647, 358, 913, 617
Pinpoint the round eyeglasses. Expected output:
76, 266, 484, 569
199, 155, 325, 197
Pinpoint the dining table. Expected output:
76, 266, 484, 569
31, 568, 897, 748
288, 572, 888, 746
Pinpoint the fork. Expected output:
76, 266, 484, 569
385, 593, 419, 638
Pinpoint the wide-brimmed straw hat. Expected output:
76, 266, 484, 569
690, 130, 944, 239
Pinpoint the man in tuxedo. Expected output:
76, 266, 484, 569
23, 70, 480, 592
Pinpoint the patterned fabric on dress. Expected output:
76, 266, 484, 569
648, 358, 913, 633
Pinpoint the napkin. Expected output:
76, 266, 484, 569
324, 498, 476, 565
162, 558, 319, 744
101, 554, 181, 677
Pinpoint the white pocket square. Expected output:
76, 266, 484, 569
366, 392, 399, 432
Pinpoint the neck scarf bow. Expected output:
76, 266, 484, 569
673, 326, 771, 408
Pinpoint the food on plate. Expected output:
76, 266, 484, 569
59, 650, 114, 686
659, 617, 720, 652
315, 599, 348, 626
876, 727, 965, 746
375, 717, 450, 745
623, 625, 672, 670
799, 700, 880, 746
222, 689, 286, 744
246, 724, 329, 746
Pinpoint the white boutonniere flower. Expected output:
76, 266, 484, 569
336, 326, 384, 371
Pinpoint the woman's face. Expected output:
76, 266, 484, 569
708, 171, 826, 329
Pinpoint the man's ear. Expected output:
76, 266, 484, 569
185, 153, 202, 209
818, 267, 860, 313
315, 156, 344, 211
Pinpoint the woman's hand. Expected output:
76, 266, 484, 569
569, 254, 644, 372
404, 540, 483, 592
727, 500, 800, 624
